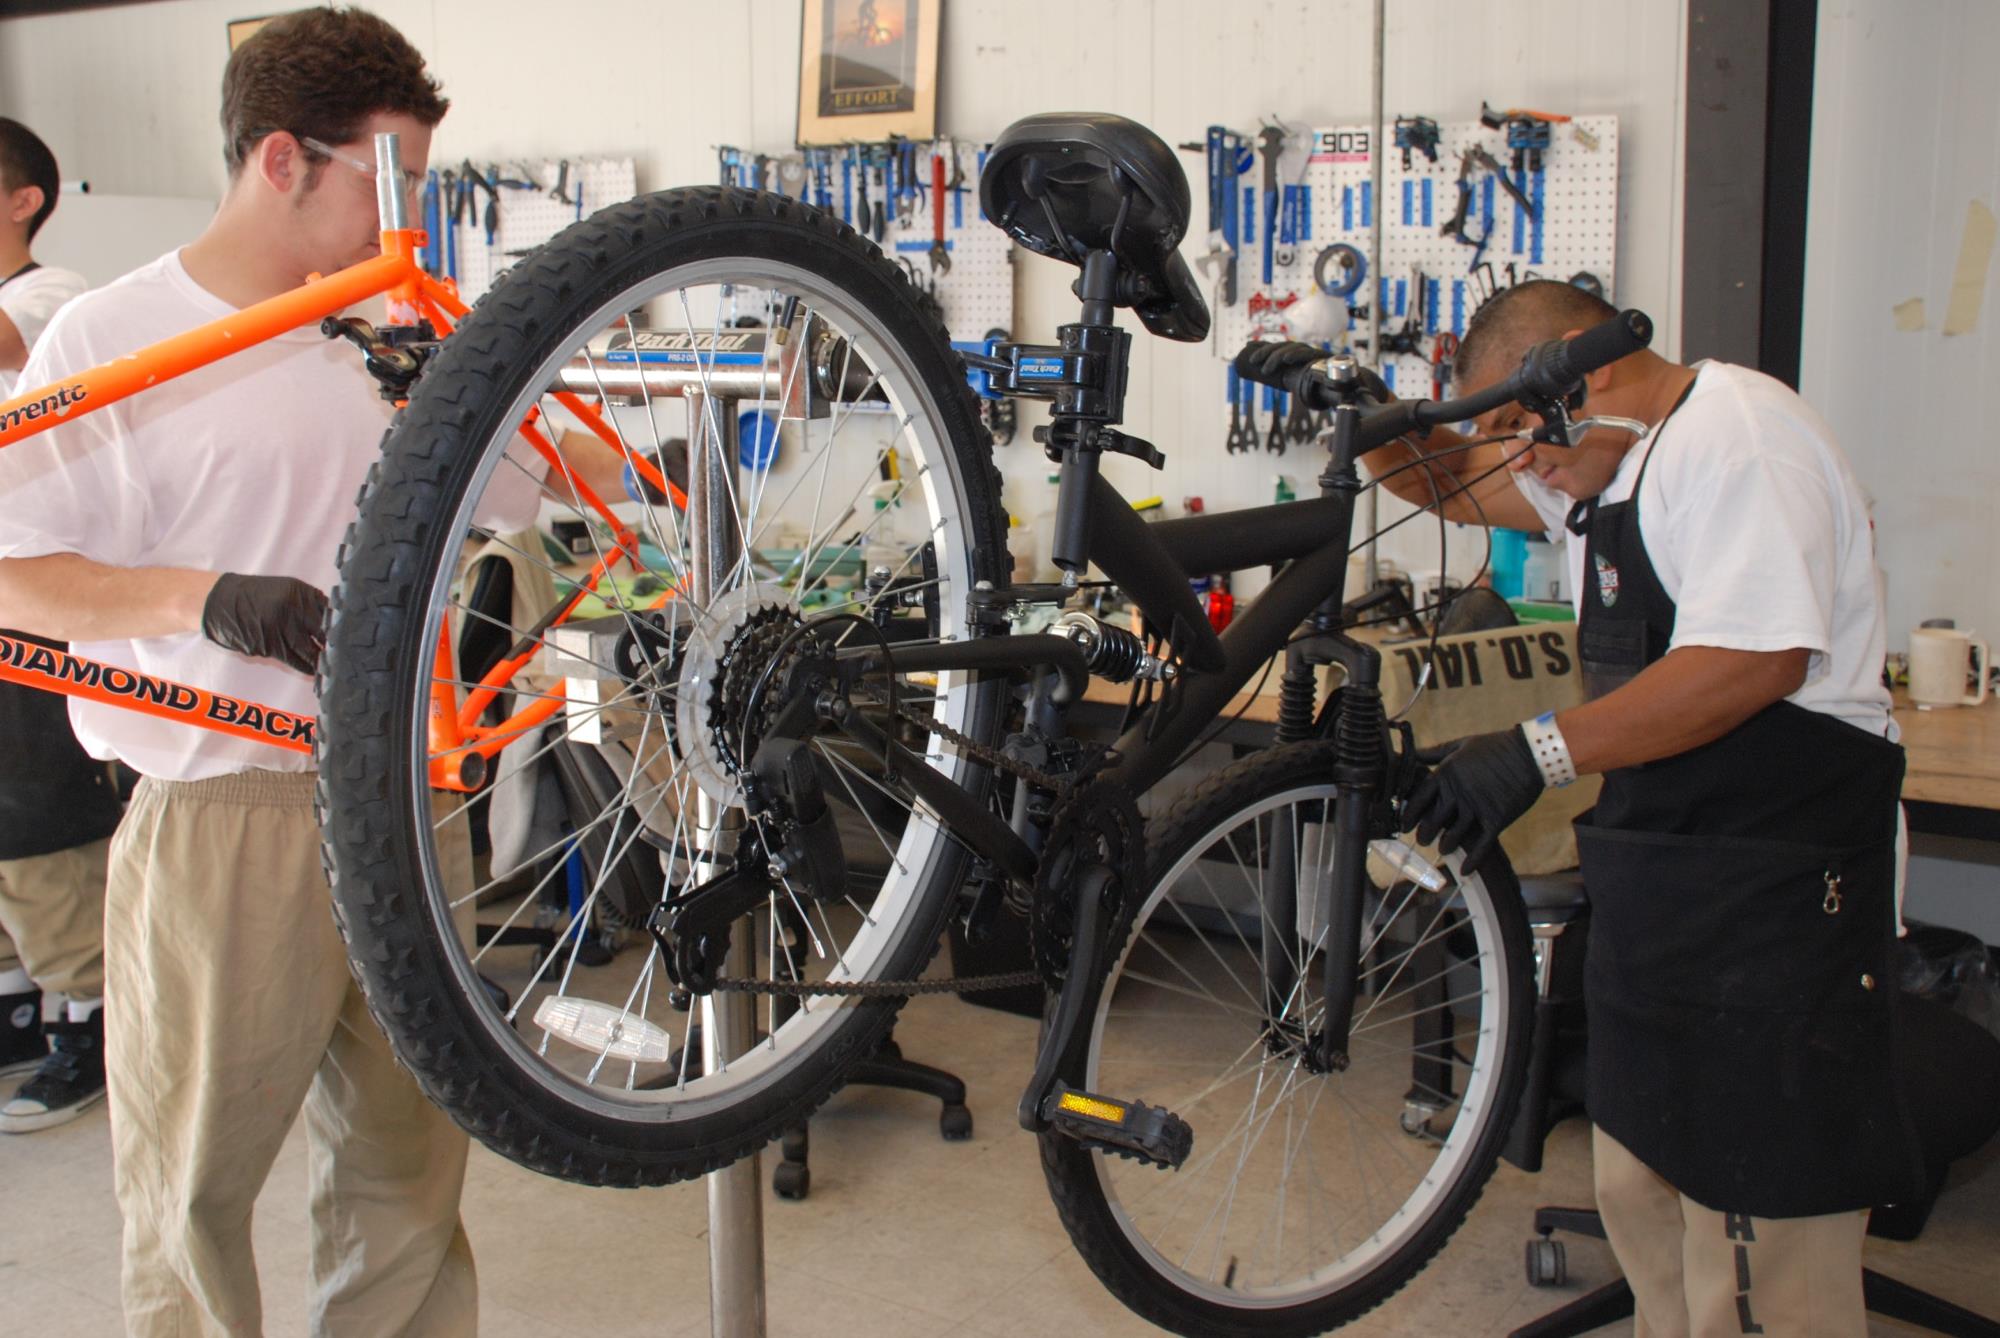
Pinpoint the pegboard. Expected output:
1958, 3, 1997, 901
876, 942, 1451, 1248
1209, 115, 1618, 398
437, 157, 638, 307
742, 140, 1015, 345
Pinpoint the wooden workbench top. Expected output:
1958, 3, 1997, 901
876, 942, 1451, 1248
1893, 691, 2000, 811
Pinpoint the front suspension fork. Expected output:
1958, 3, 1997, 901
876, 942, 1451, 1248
1280, 631, 1386, 1074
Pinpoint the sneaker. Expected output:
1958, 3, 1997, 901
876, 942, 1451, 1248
0, 989, 46, 1080
0, 1010, 105, 1133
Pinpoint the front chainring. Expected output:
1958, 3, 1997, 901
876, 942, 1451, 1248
1031, 776, 1145, 990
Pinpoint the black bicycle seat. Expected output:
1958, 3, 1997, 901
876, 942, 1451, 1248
980, 113, 1209, 343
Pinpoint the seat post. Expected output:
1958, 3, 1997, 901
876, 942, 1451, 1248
1076, 247, 1119, 326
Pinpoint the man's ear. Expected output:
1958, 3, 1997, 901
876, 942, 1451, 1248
6, 183, 42, 228
251, 132, 306, 197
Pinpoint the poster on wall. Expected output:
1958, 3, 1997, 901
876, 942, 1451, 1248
226, 15, 276, 50
796, 0, 940, 145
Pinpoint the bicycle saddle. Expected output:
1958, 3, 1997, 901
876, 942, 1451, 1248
980, 113, 1210, 343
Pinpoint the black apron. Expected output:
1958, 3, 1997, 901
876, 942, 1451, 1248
1567, 399, 1926, 1219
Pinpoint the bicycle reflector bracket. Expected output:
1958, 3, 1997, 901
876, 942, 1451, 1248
1042, 1082, 1193, 1170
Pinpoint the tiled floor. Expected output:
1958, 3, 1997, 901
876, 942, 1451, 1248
3, 989, 1996, 1336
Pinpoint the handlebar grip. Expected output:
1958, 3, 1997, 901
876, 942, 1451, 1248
1232, 340, 1330, 406
1516, 309, 1653, 402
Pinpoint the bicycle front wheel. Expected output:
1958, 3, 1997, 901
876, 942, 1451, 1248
319, 187, 1008, 1186
1040, 741, 1533, 1336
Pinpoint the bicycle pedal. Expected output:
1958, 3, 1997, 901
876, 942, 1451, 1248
1041, 1082, 1192, 1170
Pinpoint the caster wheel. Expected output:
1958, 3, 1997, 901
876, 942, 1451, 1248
772, 1161, 810, 1201
939, 1103, 973, 1141
1525, 1237, 1567, 1287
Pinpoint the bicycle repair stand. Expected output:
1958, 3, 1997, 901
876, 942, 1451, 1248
688, 389, 767, 1337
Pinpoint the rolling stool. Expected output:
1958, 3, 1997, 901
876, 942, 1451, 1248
772, 1034, 973, 1199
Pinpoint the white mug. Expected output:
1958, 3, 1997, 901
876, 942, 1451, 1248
1908, 626, 1989, 707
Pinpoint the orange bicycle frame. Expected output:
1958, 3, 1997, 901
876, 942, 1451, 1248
0, 136, 680, 787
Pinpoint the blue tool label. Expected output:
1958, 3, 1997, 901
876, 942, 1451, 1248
1018, 357, 1065, 380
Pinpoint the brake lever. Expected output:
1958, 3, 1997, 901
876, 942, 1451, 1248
1531, 413, 1649, 447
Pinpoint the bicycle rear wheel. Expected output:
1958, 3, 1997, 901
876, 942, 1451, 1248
319, 187, 1008, 1186
1040, 741, 1533, 1335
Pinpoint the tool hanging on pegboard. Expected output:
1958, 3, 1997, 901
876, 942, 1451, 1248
434, 156, 635, 306
1207, 108, 1619, 401
715, 136, 1015, 396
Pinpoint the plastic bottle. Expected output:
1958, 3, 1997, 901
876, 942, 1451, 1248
1489, 529, 1528, 599
1522, 535, 1564, 603
863, 481, 910, 582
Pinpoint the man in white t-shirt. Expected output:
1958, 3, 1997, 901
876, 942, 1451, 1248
0, 13, 496, 1336
1350, 281, 1916, 1337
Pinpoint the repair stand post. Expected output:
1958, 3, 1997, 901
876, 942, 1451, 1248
1363, 0, 1386, 590
687, 389, 767, 1337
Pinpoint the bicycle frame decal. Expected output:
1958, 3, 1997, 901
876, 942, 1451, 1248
0, 633, 314, 753
0, 382, 87, 434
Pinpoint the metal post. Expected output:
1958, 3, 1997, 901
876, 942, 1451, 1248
373, 132, 408, 231
687, 388, 765, 1338
1363, 0, 1386, 591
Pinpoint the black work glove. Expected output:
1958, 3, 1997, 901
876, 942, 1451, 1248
200, 573, 328, 676
1401, 726, 1546, 869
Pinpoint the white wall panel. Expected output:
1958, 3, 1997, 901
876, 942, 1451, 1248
1802, 0, 2000, 650
0, 0, 1685, 589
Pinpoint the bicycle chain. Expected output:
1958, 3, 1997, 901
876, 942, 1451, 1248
888, 695, 1079, 793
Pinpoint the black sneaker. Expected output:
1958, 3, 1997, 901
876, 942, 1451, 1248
0, 989, 45, 1080
0, 1010, 105, 1133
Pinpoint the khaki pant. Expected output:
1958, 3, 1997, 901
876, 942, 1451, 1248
0, 836, 110, 1003
105, 769, 476, 1338
1594, 1125, 1868, 1338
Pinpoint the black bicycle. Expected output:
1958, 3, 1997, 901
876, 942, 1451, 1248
318, 112, 1650, 1335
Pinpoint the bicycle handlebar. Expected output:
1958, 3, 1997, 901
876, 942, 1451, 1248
1235, 308, 1654, 453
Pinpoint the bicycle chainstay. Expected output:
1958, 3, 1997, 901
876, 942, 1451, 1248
708, 689, 1110, 1000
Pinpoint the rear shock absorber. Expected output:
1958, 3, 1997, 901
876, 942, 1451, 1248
1051, 611, 1172, 684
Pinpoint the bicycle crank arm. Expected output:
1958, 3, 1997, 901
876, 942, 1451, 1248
1019, 867, 1114, 1132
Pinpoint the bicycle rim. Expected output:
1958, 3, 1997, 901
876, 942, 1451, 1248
1081, 778, 1521, 1314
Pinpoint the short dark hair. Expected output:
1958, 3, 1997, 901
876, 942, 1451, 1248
0, 118, 61, 242
220, 6, 448, 179
1455, 279, 1619, 388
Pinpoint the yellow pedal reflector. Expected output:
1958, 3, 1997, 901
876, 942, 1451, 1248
1058, 1091, 1128, 1124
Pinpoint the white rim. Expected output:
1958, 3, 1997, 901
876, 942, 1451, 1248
1086, 782, 1510, 1308
395, 252, 987, 1120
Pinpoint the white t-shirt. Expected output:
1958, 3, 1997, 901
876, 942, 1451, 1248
1511, 361, 1895, 740
0, 250, 542, 781
0, 264, 88, 400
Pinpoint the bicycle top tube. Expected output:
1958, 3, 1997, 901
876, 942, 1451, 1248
0, 228, 431, 451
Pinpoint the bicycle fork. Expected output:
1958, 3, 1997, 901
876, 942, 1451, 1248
1266, 631, 1386, 1075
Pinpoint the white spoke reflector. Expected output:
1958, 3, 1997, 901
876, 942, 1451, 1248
533, 996, 673, 1064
